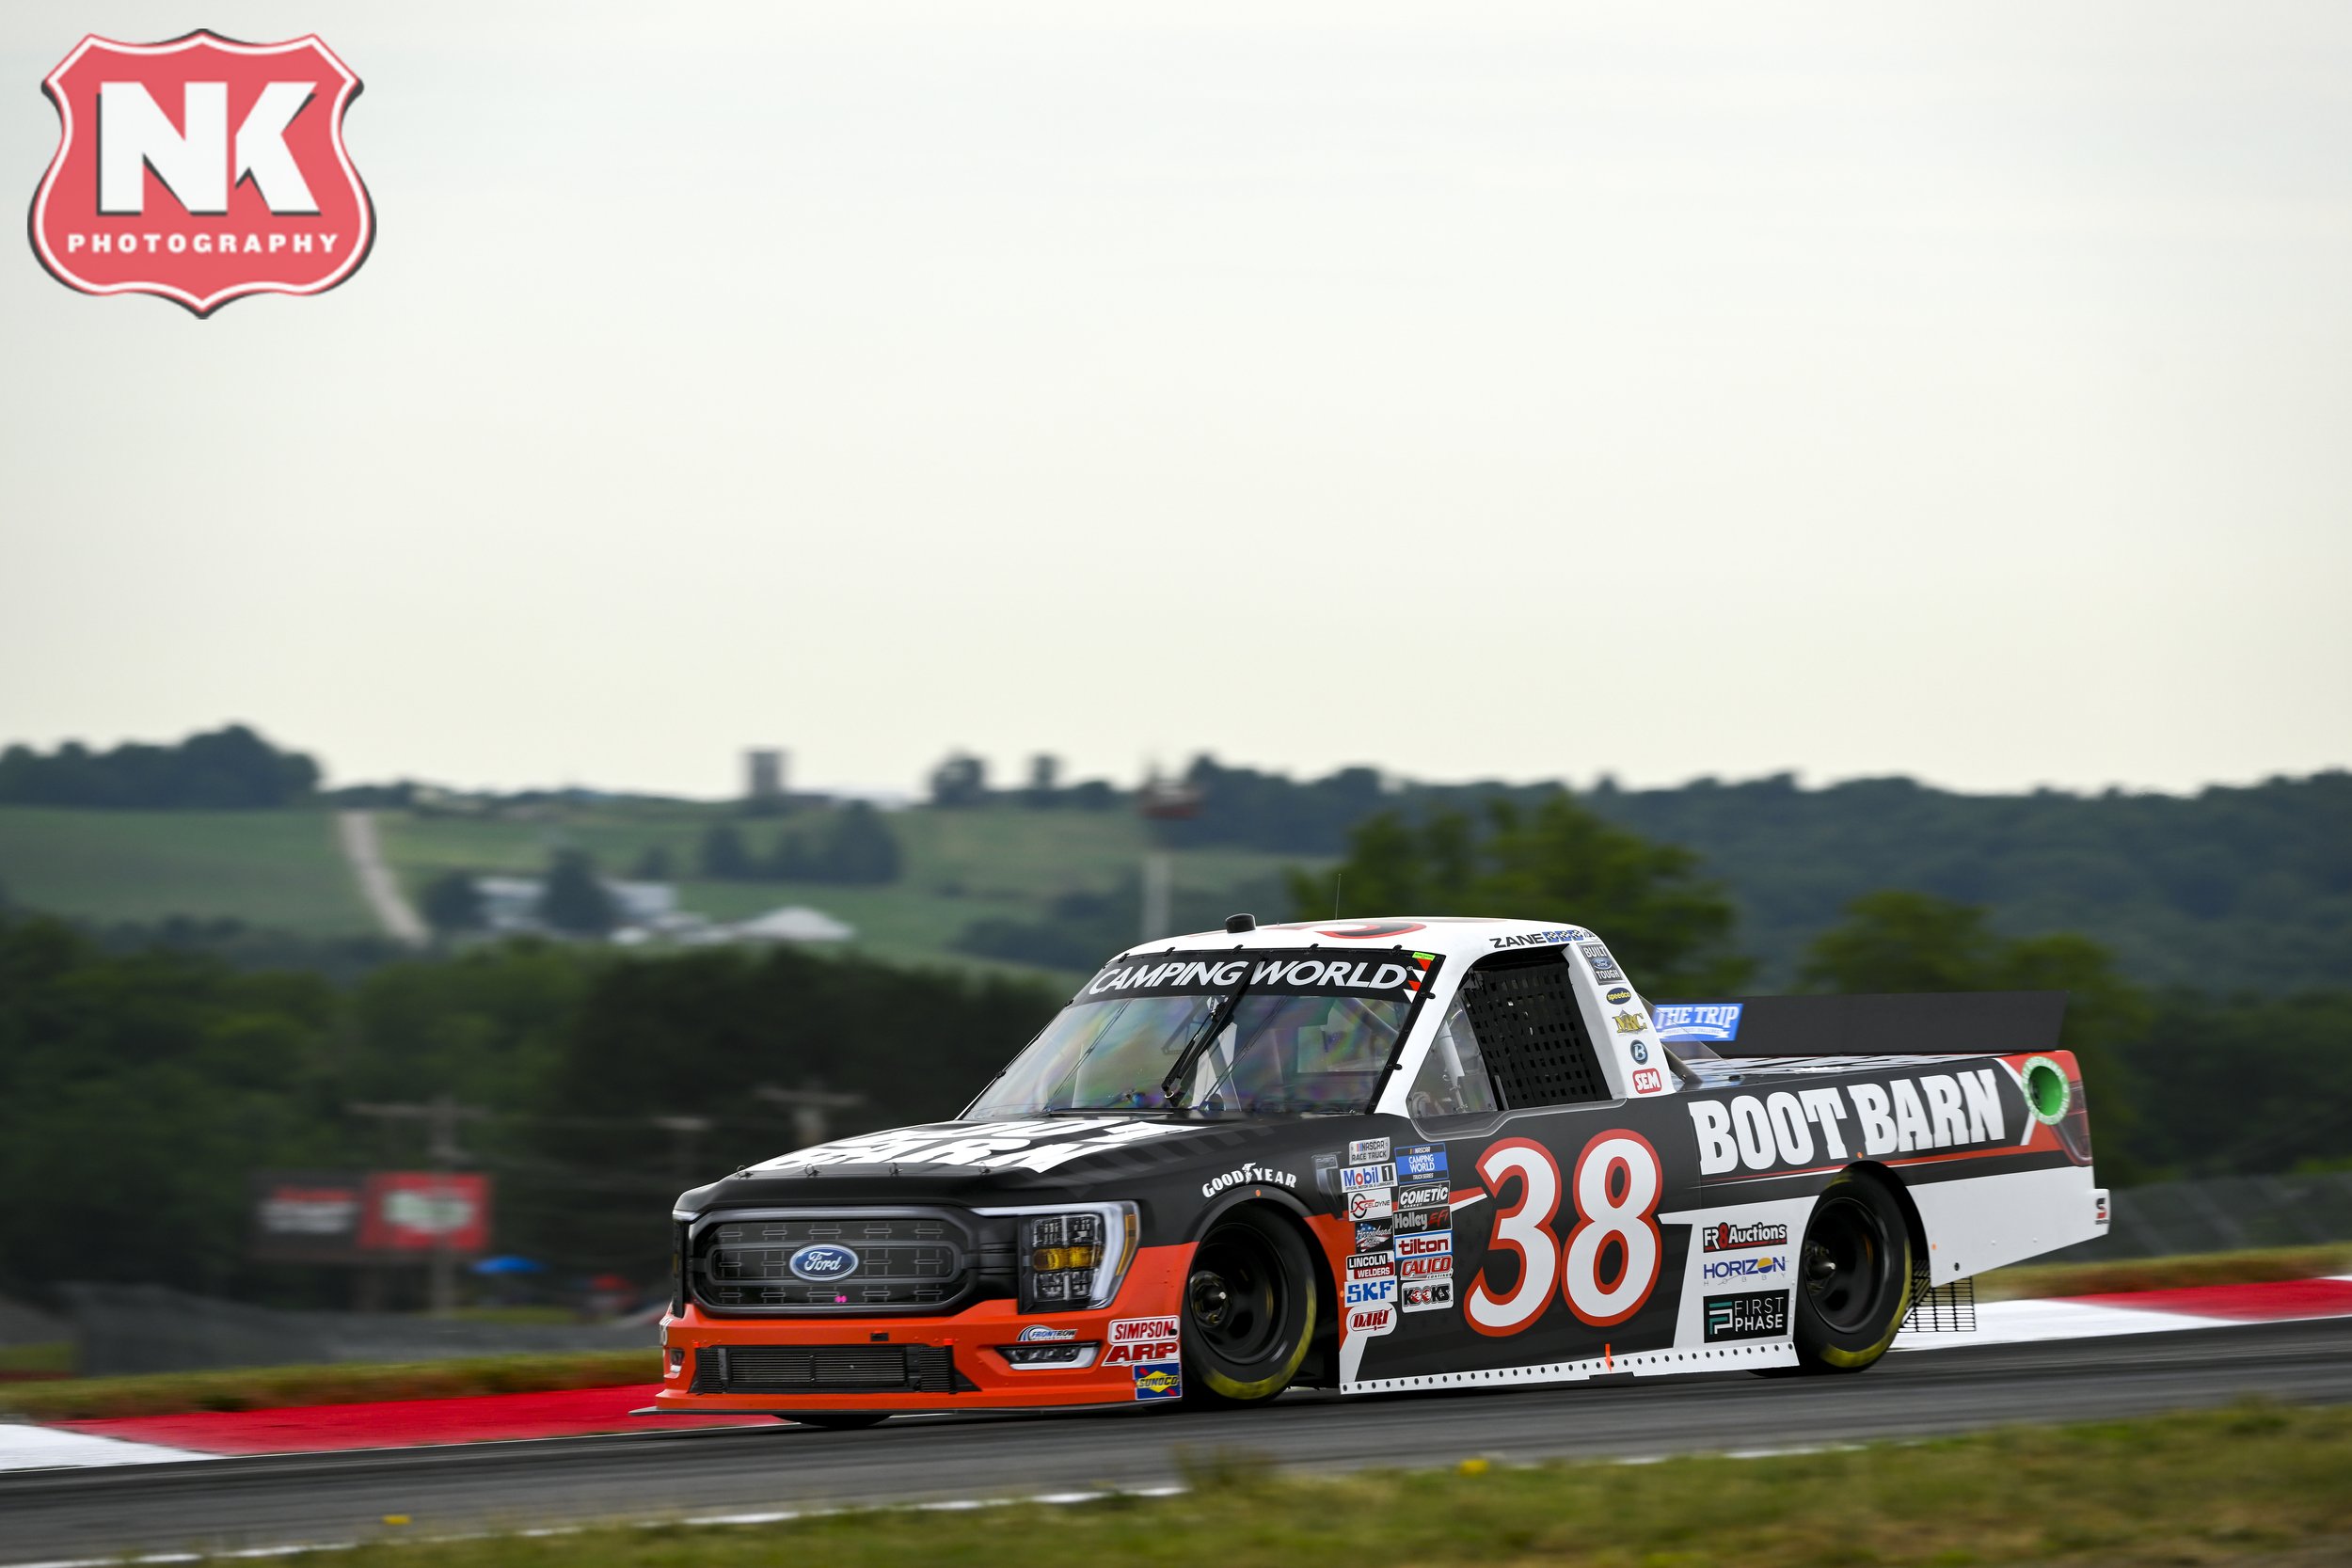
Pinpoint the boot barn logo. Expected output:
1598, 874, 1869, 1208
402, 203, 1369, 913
29, 31, 373, 317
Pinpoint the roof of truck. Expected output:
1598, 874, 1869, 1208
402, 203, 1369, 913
1117, 916, 1602, 968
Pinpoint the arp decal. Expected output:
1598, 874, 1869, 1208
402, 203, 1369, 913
1103, 1315, 1181, 1366
30, 30, 374, 315
1466, 1131, 1664, 1337
1688, 1068, 2021, 1178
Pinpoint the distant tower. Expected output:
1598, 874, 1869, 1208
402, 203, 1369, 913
745, 749, 787, 802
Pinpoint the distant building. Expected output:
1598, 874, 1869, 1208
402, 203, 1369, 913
746, 749, 787, 802
725, 906, 855, 943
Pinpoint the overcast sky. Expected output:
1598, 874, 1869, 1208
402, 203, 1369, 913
3, 2, 2346, 799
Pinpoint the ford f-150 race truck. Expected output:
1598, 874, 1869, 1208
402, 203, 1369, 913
652, 915, 2105, 1425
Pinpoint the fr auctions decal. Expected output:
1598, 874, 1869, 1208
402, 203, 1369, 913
31, 30, 374, 315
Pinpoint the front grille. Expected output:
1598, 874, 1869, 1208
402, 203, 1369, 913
690, 1343, 961, 1394
691, 1210, 997, 1315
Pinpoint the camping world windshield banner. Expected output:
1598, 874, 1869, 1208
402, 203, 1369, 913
30, 30, 373, 315
1079, 948, 1441, 1003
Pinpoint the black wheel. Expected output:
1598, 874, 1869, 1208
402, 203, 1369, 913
1788, 1169, 1913, 1374
1181, 1207, 1317, 1404
778, 1412, 890, 1430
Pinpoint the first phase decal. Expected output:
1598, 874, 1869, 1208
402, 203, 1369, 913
29, 30, 373, 317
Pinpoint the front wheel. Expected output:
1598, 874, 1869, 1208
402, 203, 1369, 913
1787, 1169, 1913, 1374
1181, 1207, 1317, 1405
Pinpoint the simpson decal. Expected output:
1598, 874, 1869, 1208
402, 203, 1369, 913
1103, 1314, 1181, 1366
1686, 1069, 2022, 1177
30, 31, 373, 315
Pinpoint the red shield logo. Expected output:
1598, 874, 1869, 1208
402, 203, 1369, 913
30, 31, 373, 317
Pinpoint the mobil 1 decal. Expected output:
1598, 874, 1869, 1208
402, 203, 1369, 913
1687, 1062, 2031, 1182
1343, 1104, 1700, 1386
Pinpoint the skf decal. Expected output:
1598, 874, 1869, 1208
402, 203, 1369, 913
1688, 1069, 2018, 1177
1200, 1164, 1298, 1198
30, 31, 373, 316
1132, 1362, 1183, 1401
1345, 1276, 1397, 1306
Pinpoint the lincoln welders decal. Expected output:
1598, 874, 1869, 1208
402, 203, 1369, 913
1686, 1067, 2026, 1178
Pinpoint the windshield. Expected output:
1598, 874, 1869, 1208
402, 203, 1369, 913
966, 947, 1440, 1119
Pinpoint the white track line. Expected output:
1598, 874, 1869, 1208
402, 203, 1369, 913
0, 1425, 210, 1472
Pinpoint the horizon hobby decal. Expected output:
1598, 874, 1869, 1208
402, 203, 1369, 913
30, 30, 373, 315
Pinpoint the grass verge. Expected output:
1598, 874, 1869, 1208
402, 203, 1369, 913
0, 1349, 658, 1423
286, 1401, 2352, 1568
1978, 1242, 2352, 1302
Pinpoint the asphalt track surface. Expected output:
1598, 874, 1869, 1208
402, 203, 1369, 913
7, 1317, 2352, 1564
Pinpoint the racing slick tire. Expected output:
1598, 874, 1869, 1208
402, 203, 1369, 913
1781, 1168, 1914, 1375
777, 1413, 891, 1430
1180, 1206, 1317, 1405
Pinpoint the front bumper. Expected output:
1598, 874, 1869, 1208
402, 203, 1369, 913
651, 1242, 1192, 1414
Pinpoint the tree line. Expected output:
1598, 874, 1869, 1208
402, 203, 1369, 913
0, 725, 319, 809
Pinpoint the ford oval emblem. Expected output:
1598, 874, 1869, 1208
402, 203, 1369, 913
789, 1243, 858, 1281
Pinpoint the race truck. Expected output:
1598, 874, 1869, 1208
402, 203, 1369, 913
653, 916, 2105, 1425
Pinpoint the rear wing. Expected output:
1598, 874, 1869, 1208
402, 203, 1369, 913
1650, 990, 2068, 1059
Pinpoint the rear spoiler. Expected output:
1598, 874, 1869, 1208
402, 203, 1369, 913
1649, 990, 2068, 1059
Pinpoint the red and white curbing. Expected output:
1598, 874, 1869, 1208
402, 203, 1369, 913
7, 1275, 2350, 1472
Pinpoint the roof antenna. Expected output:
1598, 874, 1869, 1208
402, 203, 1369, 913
1331, 871, 1343, 919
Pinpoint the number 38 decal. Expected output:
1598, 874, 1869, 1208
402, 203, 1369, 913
1467, 1131, 1662, 1336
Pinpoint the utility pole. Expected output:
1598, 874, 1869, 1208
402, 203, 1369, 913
755, 1083, 867, 1150
349, 1096, 491, 1319
652, 1114, 715, 1191
1136, 768, 1201, 942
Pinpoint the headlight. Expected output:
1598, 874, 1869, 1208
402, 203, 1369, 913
977, 1201, 1139, 1312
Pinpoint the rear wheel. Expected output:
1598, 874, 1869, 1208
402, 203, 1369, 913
778, 1412, 891, 1430
1181, 1207, 1316, 1405
1788, 1169, 1913, 1374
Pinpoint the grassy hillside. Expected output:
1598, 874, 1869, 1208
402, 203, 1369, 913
0, 806, 373, 934
374, 801, 1315, 979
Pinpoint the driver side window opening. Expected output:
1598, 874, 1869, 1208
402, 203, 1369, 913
1406, 949, 1612, 1119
